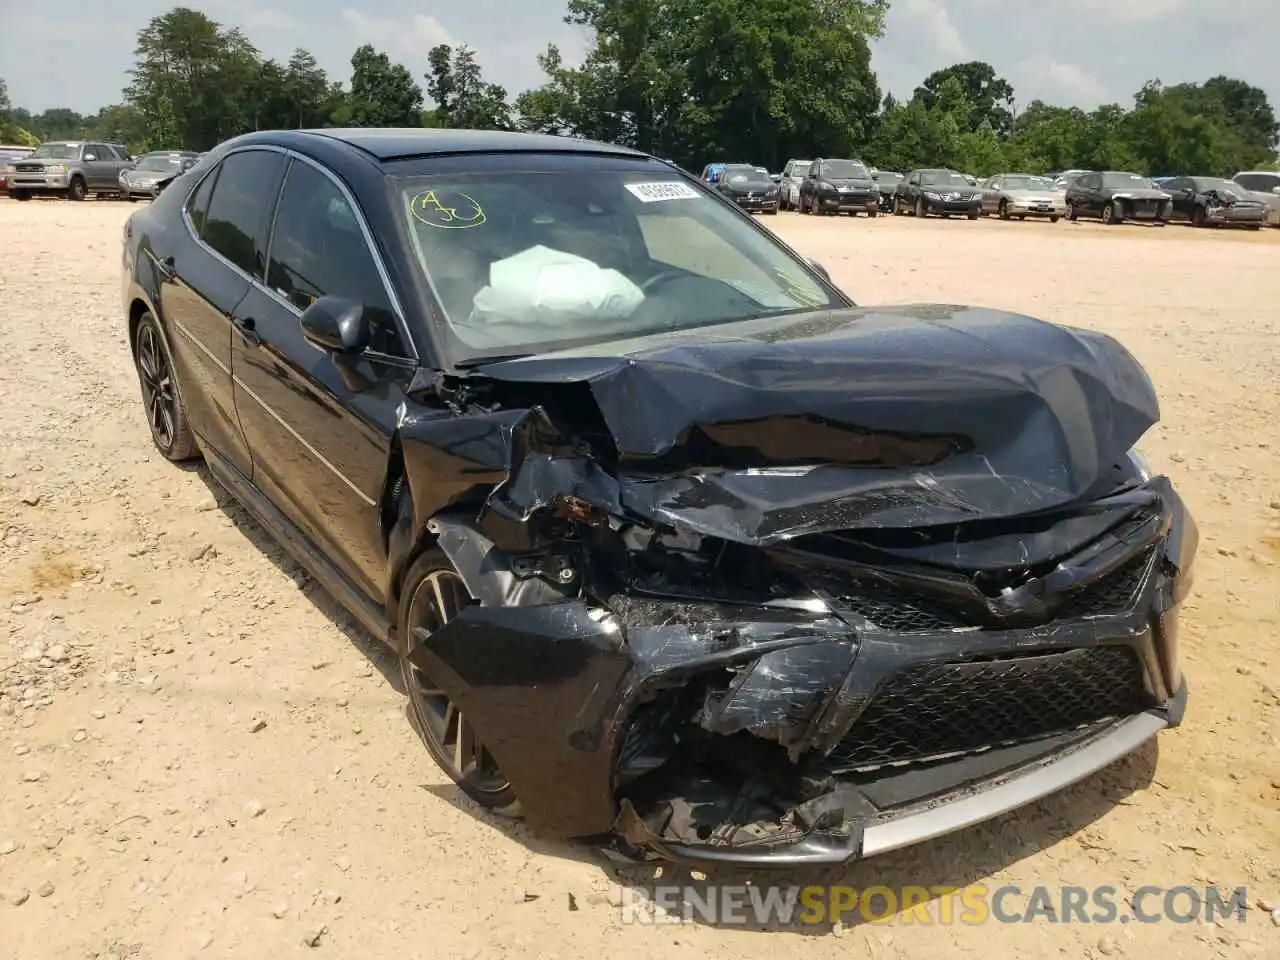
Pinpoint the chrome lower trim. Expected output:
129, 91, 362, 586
859, 711, 1167, 857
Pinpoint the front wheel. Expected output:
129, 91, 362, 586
67, 176, 87, 201
914, 197, 926, 218
133, 313, 198, 461
999, 200, 1011, 220
10, 190, 31, 201
1102, 201, 1122, 224
1049, 215, 1060, 223
400, 552, 522, 817
1066, 201, 1077, 221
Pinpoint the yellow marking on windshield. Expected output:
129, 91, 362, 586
409, 189, 486, 228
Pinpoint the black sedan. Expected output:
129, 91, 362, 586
122, 128, 1195, 868
713, 163, 780, 213
1161, 176, 1267, 229
798, 158, 879, 216
895, 169, 981, 218
1064, 171, 1172, 224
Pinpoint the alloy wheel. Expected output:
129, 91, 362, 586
404, 570, 509, 795
136, 324, 177, 451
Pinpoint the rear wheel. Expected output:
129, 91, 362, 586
1049, 215, 1060, 223
133, 313, 198, 461
400, 552, 522, 817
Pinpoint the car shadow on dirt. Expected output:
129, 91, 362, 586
184, 463, 1162, 932
188, 464, 403, 694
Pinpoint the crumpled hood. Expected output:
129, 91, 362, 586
457, 304, 1159, 542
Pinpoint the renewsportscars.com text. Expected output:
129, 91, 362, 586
619, 884, 1249, 926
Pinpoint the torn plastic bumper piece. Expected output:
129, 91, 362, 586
614, 686, 1184, 867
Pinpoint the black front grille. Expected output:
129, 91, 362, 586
1057, 550, 1151, 618
828, 645, 1153, 771
833, 548, 1154, 632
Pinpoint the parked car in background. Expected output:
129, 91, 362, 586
121, 126, 1195, 868
1054, 169, 1091, 190
871, 170, 903, 211
798, 158, 878, 216
1161, 177, 1266, 229
5, 140, 132, 200
119, 150, 202, 200
895, 169, 981, 219
1231, 171, 1280, 226
714, 163, 780, 213
778, 159, 811, 210
1064, 171, 1172, 225
0, 144, 36, 195
980, 173, 1065, 222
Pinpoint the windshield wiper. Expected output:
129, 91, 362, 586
454, 353, 533, 368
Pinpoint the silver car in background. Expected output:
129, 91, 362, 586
119, 151, 201, 200
1232, 171, 1280, 226
778, 158, 811, 210
981, 174, 1066, 222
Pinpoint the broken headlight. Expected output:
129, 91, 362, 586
1127, 447, 1151, 481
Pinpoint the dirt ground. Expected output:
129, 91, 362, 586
1, 198, 1278, 960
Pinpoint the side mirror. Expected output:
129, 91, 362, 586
1271, 185, 1280, 195
770, 173, 781, 182
300, 296, 370, 354
84, 154, 97, 161
808, 259, 831, 281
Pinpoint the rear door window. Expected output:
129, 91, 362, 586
201, 150, 288, 280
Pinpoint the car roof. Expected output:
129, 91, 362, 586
295, 127, 646, 161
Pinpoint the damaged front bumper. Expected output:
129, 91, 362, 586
407, 479, 1196, 867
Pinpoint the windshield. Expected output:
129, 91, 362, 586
873, 172, 902, 185
1196, 178, 1246, 196
396, 166, 838, 362
1003, 175, 1055, 190
722, 165, 765, 183
820, 160, 869, 180
920, 171, 969, 188
789, 161, 811, 177
29, 143, 80, 160
1101, 172, 1153, 189
136, 155, 184, 172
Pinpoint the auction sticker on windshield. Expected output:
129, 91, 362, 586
625, 181, 700, 202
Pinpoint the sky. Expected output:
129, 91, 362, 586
2, 0, 1277, 117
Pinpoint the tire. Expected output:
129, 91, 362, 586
1049, 216, 1060, 223
867, 208, 878, 218
67, 176, 87, 201
1102, 201, 1121, 225
999, 200, 1010, 220
1246, 224, 1262, 231
399, 548, 523, 817
967, 212, 979, 220
133, 312, 198, 461
1191, 206, 1206, 228
1066, 201, 1077, 221
914, 197, 926, 218
11, 190, 30, 201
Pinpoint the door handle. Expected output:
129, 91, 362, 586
154, 254, 176, 281
232, 316, 262, 346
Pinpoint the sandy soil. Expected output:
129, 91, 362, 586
1, 198, 1278, 960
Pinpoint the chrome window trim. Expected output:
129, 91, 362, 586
179, 143, 420, 363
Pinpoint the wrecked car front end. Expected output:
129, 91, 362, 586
400, 304, 1196, 867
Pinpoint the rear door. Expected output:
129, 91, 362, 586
157, 149, 287, 479
230, 156, 416, 602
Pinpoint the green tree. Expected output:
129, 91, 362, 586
282, 50, 343, 129
424, 44, 512, 129
915, 61, 1015, 136
125, 7, 265, 149
347, 45, 423, 127
516, 0, 887, 170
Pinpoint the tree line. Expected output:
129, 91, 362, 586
2, 2, 1277, 179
